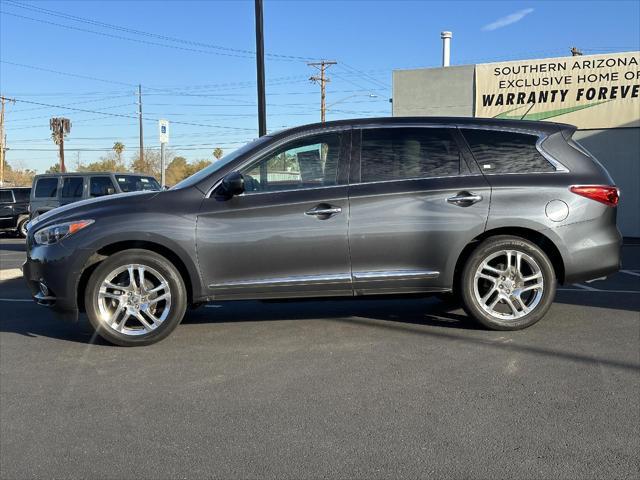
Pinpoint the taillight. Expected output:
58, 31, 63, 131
570, 185, 619, 207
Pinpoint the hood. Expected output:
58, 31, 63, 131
29, 190, 161, 230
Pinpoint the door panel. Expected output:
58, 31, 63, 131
196, 130, 352, 300
197, 187, 351, 299
348, 176, 490, 294
348, 126, 490, 295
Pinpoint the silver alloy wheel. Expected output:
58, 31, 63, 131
473, 249, 544, 321
97, 264, 172, 336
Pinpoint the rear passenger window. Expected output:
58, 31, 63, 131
35, 178, 59, 198
61, 177, 84, 199
360, 128, 460, 183
461, 129, 555, 173
0, 191, 14, 203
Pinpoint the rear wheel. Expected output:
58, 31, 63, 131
460, 236, 556, 330
17, 217, 28, 238
85, 249, 187, 346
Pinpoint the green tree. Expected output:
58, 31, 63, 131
213, 147, 224, 160
165, 156, 189, 186
186, 159, 211, 176
46, 163, 62, 174
113, 142, 125, 163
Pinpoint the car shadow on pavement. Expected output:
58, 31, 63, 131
183, 296, 478, 331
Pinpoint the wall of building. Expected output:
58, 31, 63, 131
392, 65, 639, 237
573, 127, 640, 237
392, 65, 474, 117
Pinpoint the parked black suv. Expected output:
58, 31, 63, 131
23, 117, 621, 346
30, 172, 161, 218
0, 187, 31, 237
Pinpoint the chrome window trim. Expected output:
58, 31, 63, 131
352, 270, 440, 281
349, 173, 484, 187
209, 273, 352, 289
457, 124, 570, 174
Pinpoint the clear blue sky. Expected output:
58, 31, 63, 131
1, 0, 639, 173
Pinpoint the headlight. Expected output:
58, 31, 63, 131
33, 219, 95, 245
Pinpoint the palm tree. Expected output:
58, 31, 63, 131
213, 147, 224, 160
50, 117, 72, 173
113, 142, 125, 160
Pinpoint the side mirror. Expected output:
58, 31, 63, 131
220, 171, 245, 198
106, 187, 116, 195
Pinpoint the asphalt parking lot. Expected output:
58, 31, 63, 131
0, 235, 638, 479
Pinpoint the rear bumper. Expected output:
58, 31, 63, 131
552, 220, 622, 284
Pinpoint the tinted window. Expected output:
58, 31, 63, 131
361, 128, 460, 183
0, 191, 14, 203
461, 129, 555, 173
90, 177, 115, 197
115, 175, 161, 192
34, 178, 59, 198
240, 133, 340, 194
13, 189, 30, 201
61, 177, 84, 199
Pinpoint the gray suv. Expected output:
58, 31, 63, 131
30, 172, 161, 218
23, 117, 621, 346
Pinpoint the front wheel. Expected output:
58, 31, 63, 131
85, 249, 187, 346
460, 236, 556, 330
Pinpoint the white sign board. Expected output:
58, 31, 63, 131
158, 119, 169, 144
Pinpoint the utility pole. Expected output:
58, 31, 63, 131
254, 0, 267, 136
308, 61, 337, 123
138, 84, 144, 164
0, 95, 16, 186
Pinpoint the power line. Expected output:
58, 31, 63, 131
10, 98, 256, 132
2, 0, 317, 62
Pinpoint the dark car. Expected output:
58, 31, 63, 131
0, 187, 31, 237
30, 172, 161, 218
23, 117, 621, 346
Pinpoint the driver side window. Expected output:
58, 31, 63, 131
240, 133, 340, 194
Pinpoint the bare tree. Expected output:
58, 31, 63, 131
50, 117, 72, 173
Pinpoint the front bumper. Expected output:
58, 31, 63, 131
22, 239, 92, 319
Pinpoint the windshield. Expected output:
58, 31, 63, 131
171, 136, 272, 190
115, 175, 161, 192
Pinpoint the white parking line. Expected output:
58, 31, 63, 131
0, 298, 31, 302
558, 288, 640, 294
620, 270, 640, 277
572, 283, 599, 291
0, 269, 23, 281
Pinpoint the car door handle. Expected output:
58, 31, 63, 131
447, 192, 483, 206
305, 206, 342, 217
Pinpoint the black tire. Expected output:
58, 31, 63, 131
85, 249, 187, 346
16, 217, 28, 238
460, 235, 556, 330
